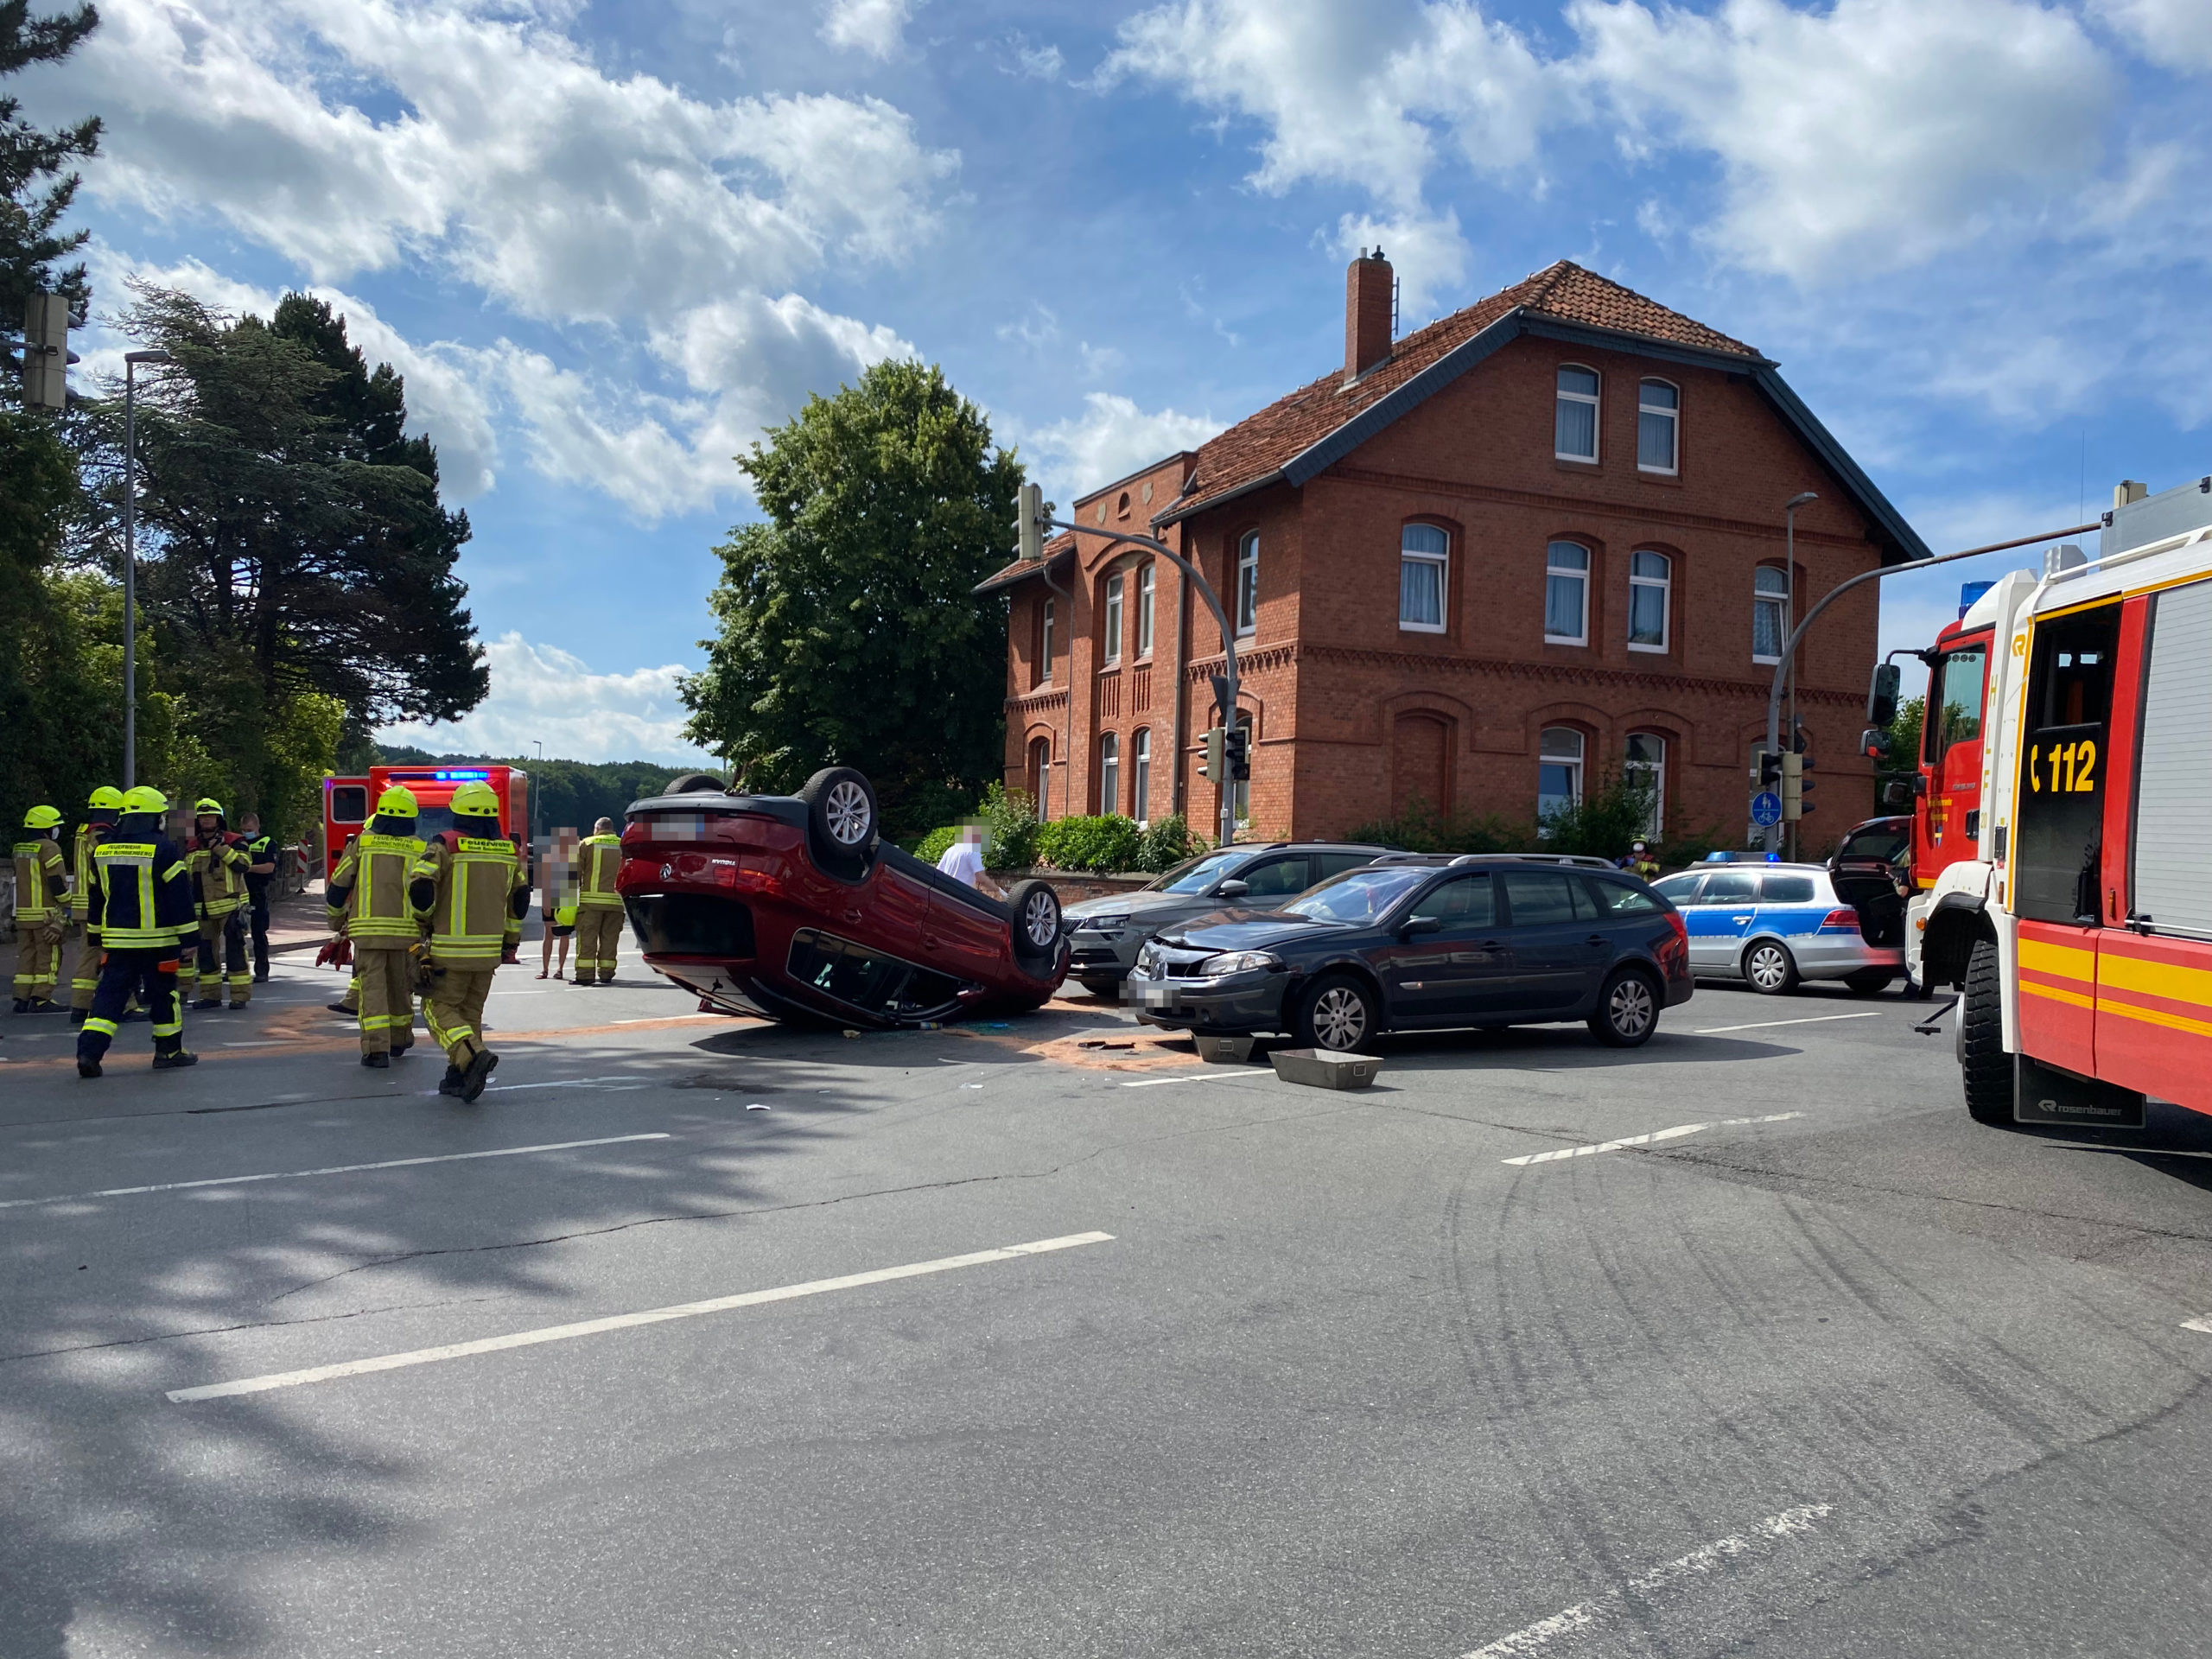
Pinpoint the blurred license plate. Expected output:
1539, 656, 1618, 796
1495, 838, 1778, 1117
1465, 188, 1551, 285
1138, 985, 1175, 1007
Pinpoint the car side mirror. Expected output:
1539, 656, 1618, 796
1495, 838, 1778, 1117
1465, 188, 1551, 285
1214, 879, 1249, 899
1866, 662, 1900, 728
1881, 779, 1911, 807
1400, 915, 1442, 936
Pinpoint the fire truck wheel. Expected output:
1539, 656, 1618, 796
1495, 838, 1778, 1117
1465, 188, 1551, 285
1960, 938, 2013, 1126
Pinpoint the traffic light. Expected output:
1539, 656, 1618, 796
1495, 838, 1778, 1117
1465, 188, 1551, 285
1016, 481, 1044, 563
1782, 752, 1817, 820
1201, 726, 1226, 783
1224, 724, 1250, 782
1752, 747, 1783, 789
22, 292, 68, 411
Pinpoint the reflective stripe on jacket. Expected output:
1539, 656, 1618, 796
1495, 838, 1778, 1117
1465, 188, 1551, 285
71, 823, 102, 921
414, 834, 526, 965
189, 835, 252, 916
11, 839, 66, 921
328, 831, 428, 943
92, 837, 196, 949
577, 834, 624, 910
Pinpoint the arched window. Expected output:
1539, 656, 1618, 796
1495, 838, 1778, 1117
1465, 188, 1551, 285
1546, 542, 1589, 645
1637, 378, 1679, 474
1039, 597, 1055, 685
1236, 532, 1259, 636
1116, 491, 1131, 518
1628, 550, 1671, 652
1027, 736, 1052, 819
1133, 728, 1152, 823
1400, 523, 1448, 632
1538, 728, 1584, 823
1753, 565, 1791, 663
1555, 365, 1599, 461
1103, 573, 1124, 664
1136, 564, 1155, 656
1100, 731, 1119, 816
1625, 733, 1666, 835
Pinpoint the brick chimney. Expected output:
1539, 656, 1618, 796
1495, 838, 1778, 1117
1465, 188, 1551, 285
1344, 246, 1393, 382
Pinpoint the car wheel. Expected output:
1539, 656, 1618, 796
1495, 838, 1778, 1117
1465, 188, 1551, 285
1006, 879, 1063, 962
1588, 968, 1661, 1047
1844, 967, 1895, 994
1960, 937, 2013, 1126
1295, 973, 1378, 1053
797, 766, 877, 874
1078, 978, 1122, 1000
664, 772, 728, 795
1743, 939, 1799, 995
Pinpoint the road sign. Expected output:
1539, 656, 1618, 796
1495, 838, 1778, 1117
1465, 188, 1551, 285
1751, 790, 1783, 827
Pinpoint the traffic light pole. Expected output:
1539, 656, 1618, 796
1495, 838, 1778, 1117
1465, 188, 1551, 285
1760, 518, 2099, 852
1038, 518, 1241, 850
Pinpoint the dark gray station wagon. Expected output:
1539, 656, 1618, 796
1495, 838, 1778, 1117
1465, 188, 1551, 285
1128, 855, 1694, 1052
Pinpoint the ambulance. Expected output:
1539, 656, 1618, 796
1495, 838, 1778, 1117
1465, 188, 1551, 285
1915, 476, 2212, 1125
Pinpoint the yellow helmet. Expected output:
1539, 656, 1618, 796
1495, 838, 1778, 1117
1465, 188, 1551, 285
375, 785, 420, 817
22, 804, 62, 830
194, 797, 224, 817
448, 780, 501, 819
121, 785, 169, 815
87, 785, 125, 811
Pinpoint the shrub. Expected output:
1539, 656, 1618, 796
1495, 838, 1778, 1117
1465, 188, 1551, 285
1134, 813, 1200, 873
913, 824, 959, 863
1537, 771, 1658, 860
978, 782, 1039, 871
1035, 813, 1143, 874
1346, 801, 1535, 855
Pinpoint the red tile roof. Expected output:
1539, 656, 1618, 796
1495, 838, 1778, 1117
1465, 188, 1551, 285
976, 530, 1075, 594
1161, 260, 1759, 523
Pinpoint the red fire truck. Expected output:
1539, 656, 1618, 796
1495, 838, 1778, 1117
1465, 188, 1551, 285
1916, 476, 2212, 1125
321, 764, 531, 877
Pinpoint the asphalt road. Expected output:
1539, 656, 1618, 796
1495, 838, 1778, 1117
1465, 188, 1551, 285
4, 942, 2212, 1658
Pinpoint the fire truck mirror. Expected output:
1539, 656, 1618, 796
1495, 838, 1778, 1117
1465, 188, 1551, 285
1866, 662, 1900, 728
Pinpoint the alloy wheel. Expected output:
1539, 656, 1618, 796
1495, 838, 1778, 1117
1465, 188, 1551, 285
824, 780, 872, 846
1024, 890, 1058, 948
1607, 976, 1656, 1039
1312, 987, 1368, 1050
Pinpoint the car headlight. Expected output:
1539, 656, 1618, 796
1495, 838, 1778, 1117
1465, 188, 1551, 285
1203, 950, 1280, 976
1135, 944, 1163, 975
1077, 913, 1130, 932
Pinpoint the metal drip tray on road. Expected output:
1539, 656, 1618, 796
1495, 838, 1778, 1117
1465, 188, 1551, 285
1269, 1048, 1381, 1089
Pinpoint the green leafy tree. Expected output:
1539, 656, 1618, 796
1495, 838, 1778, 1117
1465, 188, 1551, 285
681, 359, 1022, 838
0, 1, 99, 325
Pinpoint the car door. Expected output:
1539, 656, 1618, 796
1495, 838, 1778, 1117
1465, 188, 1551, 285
924, 887, 1010, 985
1373, 873, 1509, 1026
1227, 855, 1312, 906
1684, 869, 1760, 972
1497, 867, 1610, 1014
1748, 871, 1821, 957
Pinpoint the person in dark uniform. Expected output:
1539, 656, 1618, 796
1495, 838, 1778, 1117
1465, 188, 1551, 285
76, 786, 200, 1078
238, 811, 278, 982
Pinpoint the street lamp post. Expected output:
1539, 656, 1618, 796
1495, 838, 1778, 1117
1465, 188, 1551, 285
120, 349, 174, 788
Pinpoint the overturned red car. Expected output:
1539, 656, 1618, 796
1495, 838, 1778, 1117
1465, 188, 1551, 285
618, 768, 1070, 1029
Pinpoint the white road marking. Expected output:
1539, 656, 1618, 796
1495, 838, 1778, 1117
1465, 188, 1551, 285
1461, 1503, 1833, 1656
414, 1075, 628, 1098
1694, 1012, 1884, 1035
2180, 1315, 2212, 1334
220, 1040, 285, 1048
1120, 1074, 1236, 1088
168, 1230, 1115, 1402
1503, 1113, 1803, 1166
0, 1134, 671, 1211
612, 1013, 723, 1025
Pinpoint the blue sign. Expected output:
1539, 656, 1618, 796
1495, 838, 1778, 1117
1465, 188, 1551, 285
1751, 790, 1783, 827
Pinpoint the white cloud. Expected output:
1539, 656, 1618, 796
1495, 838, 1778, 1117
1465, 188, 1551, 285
822, 0, 913, 59
1017, 393, 1223, 503
2091, 0, 2212, 72
1329, 207, 1468, 318
1008, 35, 1065, 80
381, 632, 713, 766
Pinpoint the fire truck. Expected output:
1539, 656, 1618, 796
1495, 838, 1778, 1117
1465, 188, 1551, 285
1910, 475, 2212, 1126
321, 764, 531, 878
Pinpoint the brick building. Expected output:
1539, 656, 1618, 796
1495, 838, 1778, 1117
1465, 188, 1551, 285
978, 256, 1929, 849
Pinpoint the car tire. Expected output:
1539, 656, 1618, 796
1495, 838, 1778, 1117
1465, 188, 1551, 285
1006, 879, 1063, 963
1960, 937, 2013, 1126
1295, 973, 1379, 1053
797, 766, 877, 876
1588, 968, 1661, 1047
664, 772, 728, 795
1078, 978, 1122, 1000
1844, 967, 1895, 994
1742, 939, 1799, 995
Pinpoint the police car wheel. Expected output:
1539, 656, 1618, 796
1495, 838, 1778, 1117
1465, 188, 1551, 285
1743, 940, 1798, 995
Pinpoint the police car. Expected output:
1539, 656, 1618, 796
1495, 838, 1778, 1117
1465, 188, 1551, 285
1649, 860, 1902, 995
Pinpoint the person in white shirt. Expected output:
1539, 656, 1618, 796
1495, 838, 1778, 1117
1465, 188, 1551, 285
934, 823, 1003, 897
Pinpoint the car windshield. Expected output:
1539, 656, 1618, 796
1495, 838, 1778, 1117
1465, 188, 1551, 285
1840, 824, 1909, 864
1150, 850, 1244, 894
1281, 866, 1431, 924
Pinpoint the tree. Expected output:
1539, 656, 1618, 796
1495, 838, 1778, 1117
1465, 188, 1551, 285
681, 359, 1021, 836
0, 2, 99, 324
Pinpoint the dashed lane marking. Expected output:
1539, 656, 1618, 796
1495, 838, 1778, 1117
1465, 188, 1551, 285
1503, 1113, 1804, 1166
1459, 1504, 1834, 1656
0, 1134, 671, 1211
1693, 1011, 1884, 1035
167, 1230, 1116, 1402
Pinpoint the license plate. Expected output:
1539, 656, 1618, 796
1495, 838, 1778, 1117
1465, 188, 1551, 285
1138, 985, 1175, 1007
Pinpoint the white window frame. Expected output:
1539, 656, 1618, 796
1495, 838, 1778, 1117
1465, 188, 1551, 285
1136, 564, 1154, 658
1545, 541, 1590, 646
1103, 573, 1123, 665
1637, 378, 1679, 475
1625, 732, 1665, 836
1099, 731, 1118, 816
1039, 598, 1055, 685
1132, 728, 1151, 824
1753, 565, 1790, 664
1399, 523, 1449, 634
1236, 532, 1259, 637
1555, 365, 1600, 462
1628, 549, 1671, 653
1537, 727, 1585, 826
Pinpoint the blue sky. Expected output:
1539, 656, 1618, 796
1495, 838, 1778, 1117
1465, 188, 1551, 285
27, 0, 2212, 762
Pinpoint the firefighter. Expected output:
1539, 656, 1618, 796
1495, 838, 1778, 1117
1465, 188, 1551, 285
571, 817, 625, 986
410, 780, 529, 1101
76, 785, 198, 1077
1617, 840, 1661, 880
185, 798, 253, 1009
67, 786, 124, 1025
11, 805, 69, 1012
327, 786, 427, 1069
239, 811, 278, 982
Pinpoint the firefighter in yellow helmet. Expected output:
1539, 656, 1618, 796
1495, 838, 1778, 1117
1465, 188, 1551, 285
11, 805, 69, 1013
67, 786, 125, 1025
185, 797, 254, 1009
76, 786, 198, 1077
410, 779, 529, 1101
327, 785, 428, 1069
571, 817, 626, 986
